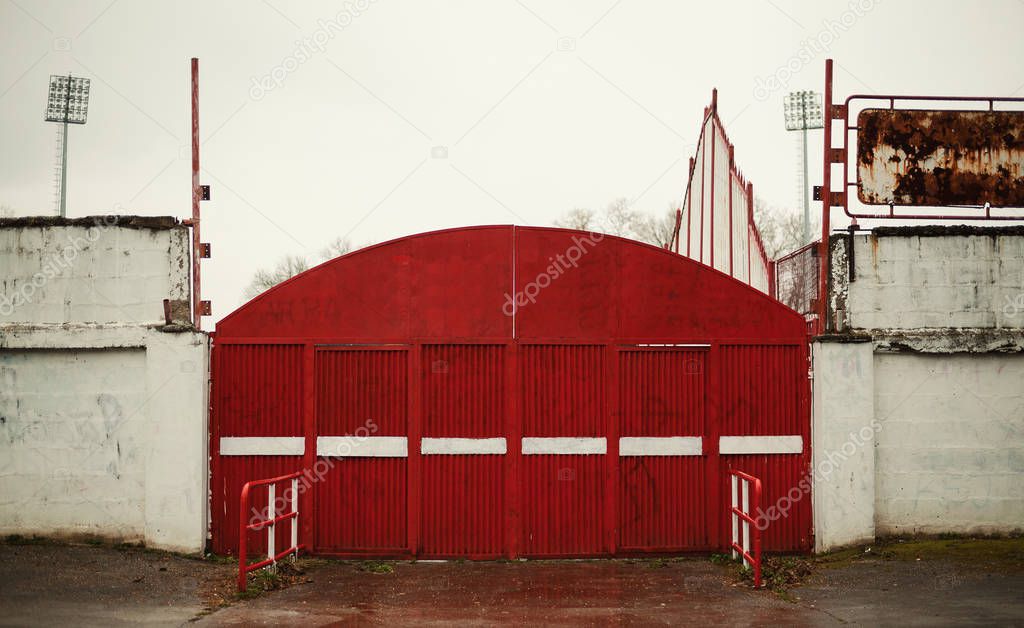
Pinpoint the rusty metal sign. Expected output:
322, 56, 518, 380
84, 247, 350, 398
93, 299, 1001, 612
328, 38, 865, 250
857, 108, 1024, 207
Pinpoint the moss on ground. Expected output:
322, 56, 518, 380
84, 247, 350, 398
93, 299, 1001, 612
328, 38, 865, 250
718, 535, 1024, 599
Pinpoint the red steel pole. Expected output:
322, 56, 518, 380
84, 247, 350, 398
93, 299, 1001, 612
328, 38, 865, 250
709, 89, 717, 270
191, 58, 202, 330
728, 145, 735, 277
818, 59, 833, 333
686, 157, 693, 257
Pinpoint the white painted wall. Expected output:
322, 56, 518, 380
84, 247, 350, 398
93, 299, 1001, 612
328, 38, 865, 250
0, 218, 207, 553
874, 352, 1024, 535
814, 229, 1024, 550
0, 217, 189, 326
0, 323, 209, 553
845, 231, 1024, 332
812, 340, 877, 552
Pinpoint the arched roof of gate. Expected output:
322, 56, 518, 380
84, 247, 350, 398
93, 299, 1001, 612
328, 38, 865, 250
216, 225, 805, 341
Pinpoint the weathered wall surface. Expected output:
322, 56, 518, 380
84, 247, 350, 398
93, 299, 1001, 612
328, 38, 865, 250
812, 340, 877, 552
814, 227, 1024, 548
0, 217, 207, 553
874, 352, 1024, 535
835, 227, 1024, 339
0, 216, 190, 326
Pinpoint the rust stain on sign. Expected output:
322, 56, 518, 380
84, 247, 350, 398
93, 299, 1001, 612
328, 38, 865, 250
857, 109, 1024, 207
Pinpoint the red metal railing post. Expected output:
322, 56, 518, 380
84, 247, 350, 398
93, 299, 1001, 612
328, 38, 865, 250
728, 469, 763, 588
237, 482, 251, 592
237, 471, 305, 592
753, 477, 762, 587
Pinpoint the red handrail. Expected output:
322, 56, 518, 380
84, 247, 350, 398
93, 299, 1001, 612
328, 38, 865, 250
238, 471, 305, 592
728, 469, 763, 588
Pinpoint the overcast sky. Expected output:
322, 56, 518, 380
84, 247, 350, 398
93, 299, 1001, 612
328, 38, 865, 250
1, 0, 1022, 322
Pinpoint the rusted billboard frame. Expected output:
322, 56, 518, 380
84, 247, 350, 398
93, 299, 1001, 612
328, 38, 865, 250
817, 59, 1024, 332
855, 108, 1024, 208
839, 97, 1024, 220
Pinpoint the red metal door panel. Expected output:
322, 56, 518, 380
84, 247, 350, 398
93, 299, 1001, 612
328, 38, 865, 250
619, 349, 705, 437
315, 458, 407, 551
719, 344, 804, 436
520, 345, 604, 436
619, 457, 706, 550
618, 348, 708, 551
718, 344, 811, 552
520, 345, 606, 556
317, 348, 407, 437
217, 344, 305, 436
212, 344, 305, 555
421, 456, 504, 557
314, 348, 408, 553
422, 345, 504, 437
420, 345, 505, 557
521, 455, 605, 556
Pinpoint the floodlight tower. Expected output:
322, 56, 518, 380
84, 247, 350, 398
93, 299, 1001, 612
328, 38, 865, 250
45, 74, 91, 217
783, 91, 823, 245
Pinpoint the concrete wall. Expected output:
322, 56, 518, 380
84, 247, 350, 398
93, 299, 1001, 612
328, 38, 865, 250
812, 340, 877, 552
831, 227, 1024, 341
814, 226, 1024, 549
873, 352, 1023, 535
0, 216, 190, 326
0, 217, 207, 553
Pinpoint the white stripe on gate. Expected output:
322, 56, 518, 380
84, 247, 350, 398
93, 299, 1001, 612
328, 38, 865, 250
317, 436, 408, 457
719, 435, 803, 455
219, 437, 305, 456
619, 436, 702, 456
421, 437, 507, 455
522, 437, 607, 455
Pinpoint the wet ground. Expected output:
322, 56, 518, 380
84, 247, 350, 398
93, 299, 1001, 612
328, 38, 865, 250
0, 542, 235, 626
1, 539, 1022, 626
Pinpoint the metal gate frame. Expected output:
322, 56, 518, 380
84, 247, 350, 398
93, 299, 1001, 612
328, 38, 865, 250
209, 226, 812, 558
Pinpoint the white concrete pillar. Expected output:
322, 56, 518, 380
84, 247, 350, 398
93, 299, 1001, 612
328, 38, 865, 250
812, 339, 877, 552
142, 330, 209, 553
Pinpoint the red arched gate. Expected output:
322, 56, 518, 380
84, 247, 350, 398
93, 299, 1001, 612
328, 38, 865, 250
211, 226, 811, 558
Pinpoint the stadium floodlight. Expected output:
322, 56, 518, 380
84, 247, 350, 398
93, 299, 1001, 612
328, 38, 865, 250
46, 74, 91, 217
783, 91, 824, 246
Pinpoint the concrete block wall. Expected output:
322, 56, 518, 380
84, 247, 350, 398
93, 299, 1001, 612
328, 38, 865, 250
836, 227, 1024, 334
0, 217, 207, 553
814, 226, 1024, 550
0, 216, 190, 326
873, 353, 1024, 535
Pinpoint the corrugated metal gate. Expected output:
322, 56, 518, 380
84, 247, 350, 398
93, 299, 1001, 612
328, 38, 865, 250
211, 226, 811, 558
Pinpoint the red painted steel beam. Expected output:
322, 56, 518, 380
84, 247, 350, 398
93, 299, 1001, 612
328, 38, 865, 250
190, 58, 202, 330
728, 146, 735, 276
819, 60, 833, 332
709, 89, 717, 270
687, 157, 694, 257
